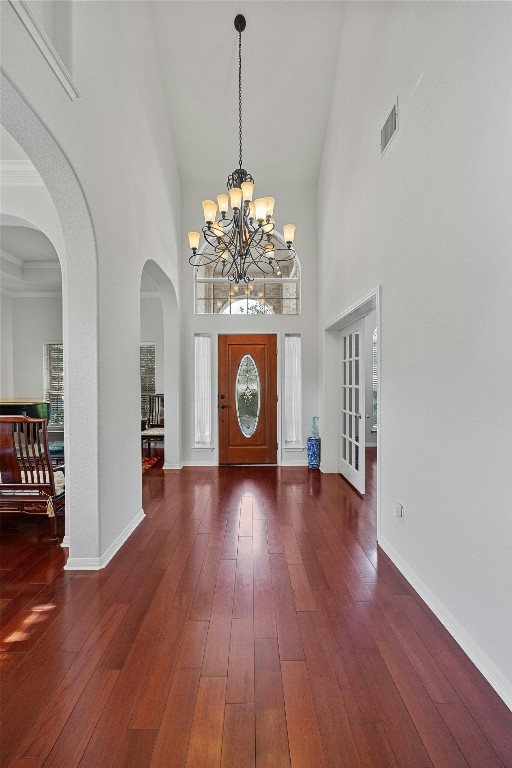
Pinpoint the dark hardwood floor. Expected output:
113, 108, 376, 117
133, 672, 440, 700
1, 447, 511, 767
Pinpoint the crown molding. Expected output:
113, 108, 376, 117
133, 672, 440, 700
0, 160, 45, 187
8, 0, 80, 101
1, 249, 24, 268
0, 288, 62, 298
24, 260, 61, 270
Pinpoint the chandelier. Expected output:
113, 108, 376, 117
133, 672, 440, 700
187, 14, 296, 285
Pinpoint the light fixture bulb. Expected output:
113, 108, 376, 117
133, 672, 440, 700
264, 242, 275, 260
188, 231, 200, 250
265, 197, 275, 216
255, 198, 268, 221
248, 202, 256, 220
262, 218, 274, 234
241, 181, 254, 201
283, 224, 296, 244
202, 200, 218, 224
217, 194, 229, 213
229, 187, 243, 209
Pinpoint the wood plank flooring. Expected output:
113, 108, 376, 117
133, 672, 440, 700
1, 448, 511, 767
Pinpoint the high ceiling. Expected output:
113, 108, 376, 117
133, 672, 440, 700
149, 1, 345, 188
1, 2, 345, 295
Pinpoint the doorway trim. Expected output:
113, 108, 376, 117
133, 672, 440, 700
323, 286, 381, 538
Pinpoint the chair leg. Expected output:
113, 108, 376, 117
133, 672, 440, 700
50, 514, 58, 541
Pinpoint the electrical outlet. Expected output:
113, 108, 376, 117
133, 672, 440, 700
394, 503, 404, 526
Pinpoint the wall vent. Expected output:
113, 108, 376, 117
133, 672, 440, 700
381, 101, 398, 155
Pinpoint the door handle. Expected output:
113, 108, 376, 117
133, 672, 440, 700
218, 404, 228, 409
355, 413, 362, 419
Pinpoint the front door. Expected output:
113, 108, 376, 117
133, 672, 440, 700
218, 334, 277, 464
339, 319, 366, 494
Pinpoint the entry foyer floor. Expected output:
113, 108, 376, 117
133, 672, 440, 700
1, 449, 511, 766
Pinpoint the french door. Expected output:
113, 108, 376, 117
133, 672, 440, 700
218, 334, 277, 464
339, 320, 366, 494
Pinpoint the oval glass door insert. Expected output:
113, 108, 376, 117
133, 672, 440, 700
236, 354, 260, 438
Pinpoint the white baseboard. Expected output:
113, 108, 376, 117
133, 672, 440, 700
180, 460, 216, 467
366, 441, 378, 448
379, 536, 512, 710
64, 509, 145, 571
60, 535, 70, 549
163, 463, 184, 470
280, 460, 308, 467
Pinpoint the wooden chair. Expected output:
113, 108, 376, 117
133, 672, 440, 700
0, 416, 65, 540
141, 394, 164, 448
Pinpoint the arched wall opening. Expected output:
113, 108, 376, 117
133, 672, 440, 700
1, 72, 101, 562
140, 259, 180, 469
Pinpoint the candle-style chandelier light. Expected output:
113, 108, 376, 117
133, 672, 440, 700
187, 14, 296, 284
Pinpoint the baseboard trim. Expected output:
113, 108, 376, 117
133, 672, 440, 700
180, 461, 215, 467
64, 509, 145, 571
163, 463, 184, 470
60, 535, 70, 549
280, 460, 308, 467
379, 535, 512, 710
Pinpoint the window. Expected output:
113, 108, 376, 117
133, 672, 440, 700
140, 343, 156, 421
194, 235, 300, 315
194, 334, 212, 446
43, 343, 64, 426
284, 334, 302, 447
372, 328, 378, 430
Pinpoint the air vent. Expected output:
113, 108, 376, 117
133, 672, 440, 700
381, 101, 398, 155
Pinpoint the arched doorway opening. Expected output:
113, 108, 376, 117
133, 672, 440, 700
140, 259, 180, 470
1, 73, 100, 563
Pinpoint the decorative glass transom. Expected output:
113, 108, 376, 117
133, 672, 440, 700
236, 355, 260, 437
194, 235, 300, 315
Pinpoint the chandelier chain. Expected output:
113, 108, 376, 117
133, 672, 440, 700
238, 28, 243, 169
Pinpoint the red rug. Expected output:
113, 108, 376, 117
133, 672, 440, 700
142, 457, 159, 474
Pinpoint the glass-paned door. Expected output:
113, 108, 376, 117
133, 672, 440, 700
339, 320, 365, 494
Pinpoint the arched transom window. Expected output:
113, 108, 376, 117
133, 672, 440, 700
194, 235, 300, 315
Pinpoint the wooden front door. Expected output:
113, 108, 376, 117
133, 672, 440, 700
218, 334, 277, 465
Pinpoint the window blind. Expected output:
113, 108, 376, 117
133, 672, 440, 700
284, 334, 302, 447
43, 343, 64, 426
140, 343, 156, 422
194, 334, 212, 446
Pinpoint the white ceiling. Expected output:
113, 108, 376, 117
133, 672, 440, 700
1, 225, 58, 262
0, 225, 62, 294
149, 1, 345, 188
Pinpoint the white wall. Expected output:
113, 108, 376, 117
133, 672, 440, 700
1, 1, 181, 563
12, 295, 62, 397
26, 0, 73, 72
1, 292, 14, 396
318, 2, 512, 705
181, 183, 318, 466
